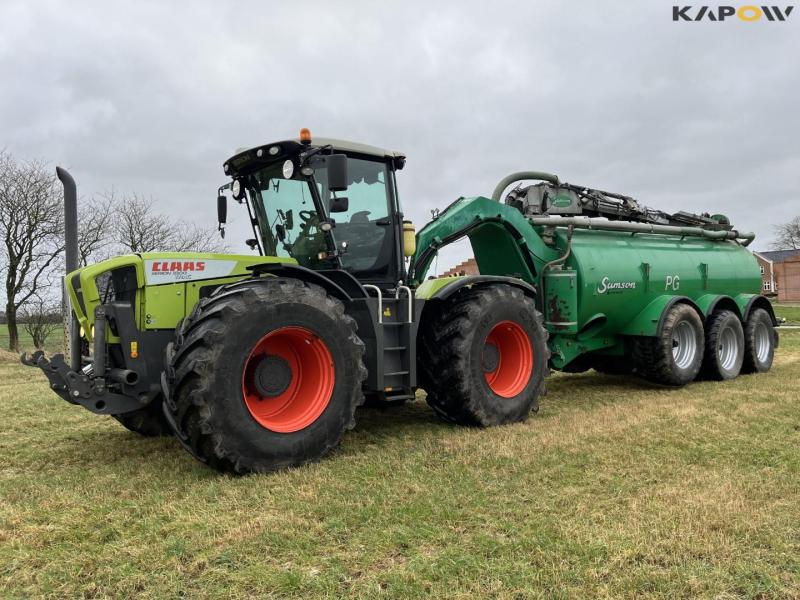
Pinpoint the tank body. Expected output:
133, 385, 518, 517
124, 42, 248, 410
550, 227, 761, 338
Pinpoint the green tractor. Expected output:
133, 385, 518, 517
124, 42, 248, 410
24, 129, 777, 474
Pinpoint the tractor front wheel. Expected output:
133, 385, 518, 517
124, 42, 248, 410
163, 278, 366, 474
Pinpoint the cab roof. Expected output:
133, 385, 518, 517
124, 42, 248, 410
226, 137, 405, 177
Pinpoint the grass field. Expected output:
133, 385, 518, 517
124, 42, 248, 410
1, 332, 798, 598
774, 303, 800, 325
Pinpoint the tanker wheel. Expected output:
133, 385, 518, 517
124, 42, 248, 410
701, 310, 744, 380
418, 284, 549, 426
111, 395, 172, 437
633, 303, 704, 386
162, 277, 366, 474
741, 307, 776, 374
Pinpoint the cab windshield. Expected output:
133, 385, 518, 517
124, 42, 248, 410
249, 156, 394, 276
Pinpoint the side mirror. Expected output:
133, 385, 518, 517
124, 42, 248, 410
217, 195, 227, 224
327, 154, 348, 192
285, 209, 294, 230
330, 196, 349, 213
275, 224, 286, 242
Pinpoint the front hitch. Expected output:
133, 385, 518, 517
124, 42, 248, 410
21, 351, 146, 415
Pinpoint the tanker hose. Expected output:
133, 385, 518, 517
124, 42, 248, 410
491, 171, 560, 201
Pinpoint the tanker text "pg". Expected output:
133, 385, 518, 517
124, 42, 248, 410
673, 5, 794, 20
665, 275, 681, 291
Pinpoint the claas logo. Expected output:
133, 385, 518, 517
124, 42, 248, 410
673, 5, 794, 20
151, 261, 206, 273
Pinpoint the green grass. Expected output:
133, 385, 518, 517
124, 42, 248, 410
1, 333, 799, 598
0, 325, 64, 354
773, 303, 800, 325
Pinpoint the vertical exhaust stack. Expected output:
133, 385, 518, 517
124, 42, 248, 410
56, 167, 82, 372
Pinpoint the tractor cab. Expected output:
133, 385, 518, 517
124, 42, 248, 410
221, 130, 410, 289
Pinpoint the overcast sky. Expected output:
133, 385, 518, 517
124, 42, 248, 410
1, 0, 798, 272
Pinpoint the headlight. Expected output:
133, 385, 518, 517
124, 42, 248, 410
231, 179, 242, 199
282, 160, 294, 179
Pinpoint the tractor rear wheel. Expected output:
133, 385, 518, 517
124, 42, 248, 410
418, 284, 549, 426
741, 307, 776, 374
112, 395, 172, 437
633, 303, 704, 386
701, 310, 744, 380
163, 278, 366, 474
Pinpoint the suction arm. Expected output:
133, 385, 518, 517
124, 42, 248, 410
491, 171, 560, 201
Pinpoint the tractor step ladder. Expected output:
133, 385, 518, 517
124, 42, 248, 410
363, 284, 415, 397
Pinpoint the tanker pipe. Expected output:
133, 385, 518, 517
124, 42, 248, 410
538, 225, 574, 304
528, 216, 756, 244
491, 171, 560, 201
56, 167, 82, 372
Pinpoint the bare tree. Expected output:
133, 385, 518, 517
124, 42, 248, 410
0, 151, 64, 351
21, 298, 60, 349
772, 216, 800, 250
108, 191, 226, 254
78, 195, 115, 266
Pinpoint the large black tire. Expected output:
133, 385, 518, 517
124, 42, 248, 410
418, 284, 549, 427
633, 303, 704, 386
741, 307, 776, 374
701, 310, 744, 380
111, 395, 172, 437
162, 278, 366, 474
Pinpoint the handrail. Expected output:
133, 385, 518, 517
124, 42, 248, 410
362, 284, 383, 324
395, 285, 413, 323
528, 215, 755, 244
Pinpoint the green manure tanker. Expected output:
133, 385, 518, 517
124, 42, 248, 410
410, 171, 777, 386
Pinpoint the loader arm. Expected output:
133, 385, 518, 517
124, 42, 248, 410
408, 195, 560, 286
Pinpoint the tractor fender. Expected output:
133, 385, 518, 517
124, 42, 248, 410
247, 262, 357, 303
620, 295, 704, 338
737, 293, 777, 326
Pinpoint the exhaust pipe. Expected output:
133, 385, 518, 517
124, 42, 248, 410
109, 369, 139, 386
56, 167, 82, 372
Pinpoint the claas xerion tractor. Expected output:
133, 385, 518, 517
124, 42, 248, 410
24, 128, 778, 473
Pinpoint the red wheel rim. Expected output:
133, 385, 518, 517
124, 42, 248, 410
484, 320, 533, 398
241, 326, 335, 433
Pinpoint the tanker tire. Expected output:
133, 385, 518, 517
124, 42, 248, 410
162, 277, 366, 474
111, 395, 172, 437
418, 284, 549, 427
701, 310, 744, 380
633, 303, 704, 386
741, 307, 776, 374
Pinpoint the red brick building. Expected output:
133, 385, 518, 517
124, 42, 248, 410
754, 250, 800, 302
440, 258, 479, 277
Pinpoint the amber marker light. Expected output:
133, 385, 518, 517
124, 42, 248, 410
299, 128, 312, 145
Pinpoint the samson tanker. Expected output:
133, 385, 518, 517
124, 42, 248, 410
410, 171, 776, 385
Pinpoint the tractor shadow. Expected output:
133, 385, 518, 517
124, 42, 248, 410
36, 372, 672, 476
